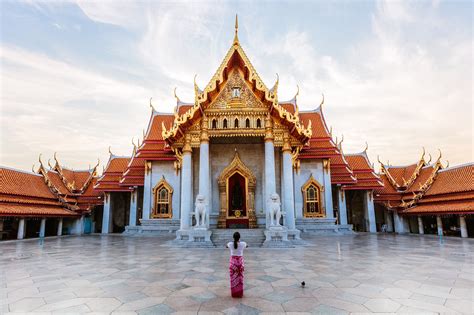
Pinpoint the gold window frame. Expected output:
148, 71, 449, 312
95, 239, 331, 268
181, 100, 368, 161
301, 175, 325, 218
152, 176, 173, 219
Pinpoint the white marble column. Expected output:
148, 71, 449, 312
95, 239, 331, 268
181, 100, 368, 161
282, 135, 296, 230
180, 136, 193, 230
264, 117, 276, 228
394, 211, 408, 234
437, 216, 443, 236
337, 187, 348, 225
364, 191, 376, 233
39, 218, 46, 238
129, 190, 138, 227
102, 192, 112, 233
322, 160, 335, 218
418, 216, 424, 235
198, 118, 210, 227
142, 162, 152, 220
17, 218, 25, 240
74, 215, 84, 235
460, 216, 468, 238
57, 218, 63, 236
386, 210, 394, 232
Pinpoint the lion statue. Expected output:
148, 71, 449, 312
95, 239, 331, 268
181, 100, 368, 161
268, 193, 282, 226
194, 194, 207, 227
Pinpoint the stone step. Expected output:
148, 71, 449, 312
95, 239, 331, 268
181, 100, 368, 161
211, 229, 265, 247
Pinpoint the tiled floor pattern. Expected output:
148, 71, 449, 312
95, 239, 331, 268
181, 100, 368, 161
0, 233, 473, 314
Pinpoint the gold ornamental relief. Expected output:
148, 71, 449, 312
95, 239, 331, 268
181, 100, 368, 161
208, 70, 265, 110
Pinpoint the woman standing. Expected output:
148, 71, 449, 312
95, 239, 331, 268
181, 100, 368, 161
227, 231, 247, 298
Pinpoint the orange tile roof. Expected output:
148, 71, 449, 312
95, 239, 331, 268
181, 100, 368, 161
425, 164, 473, 195
1, 167, 56, 199
0, 203, 77, 217
0, 167, 77, 217
403, 200, 474, 215
344, 153, 383, 190
94, 156, 132, 192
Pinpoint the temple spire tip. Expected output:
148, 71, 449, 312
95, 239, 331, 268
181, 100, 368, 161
233, 14, 239, 45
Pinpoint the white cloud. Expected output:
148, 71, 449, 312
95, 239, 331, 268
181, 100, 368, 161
0, 45, 154, 170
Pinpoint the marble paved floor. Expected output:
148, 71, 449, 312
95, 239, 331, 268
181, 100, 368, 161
0, 233, 473, 314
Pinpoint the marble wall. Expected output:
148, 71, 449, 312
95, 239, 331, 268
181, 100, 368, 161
293, 159, 329, 219
146, 161, 181, 220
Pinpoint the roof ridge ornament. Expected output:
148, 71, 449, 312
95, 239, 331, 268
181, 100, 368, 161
149, 97, 156, 112
364, 141, 369, 153
233, 14, 239, 45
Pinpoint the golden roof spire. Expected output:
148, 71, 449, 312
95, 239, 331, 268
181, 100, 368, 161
233, 14, 239, 45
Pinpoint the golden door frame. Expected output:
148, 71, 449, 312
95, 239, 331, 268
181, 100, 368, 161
217, 152, 258, 228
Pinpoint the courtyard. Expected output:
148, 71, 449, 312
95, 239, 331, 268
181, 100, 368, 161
0, 234, 473, 314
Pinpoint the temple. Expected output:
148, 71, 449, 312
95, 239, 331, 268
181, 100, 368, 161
1, 17, 472, 242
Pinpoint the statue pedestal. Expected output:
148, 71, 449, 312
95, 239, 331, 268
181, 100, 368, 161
263, 226, 293, 247
175, 227, 214, 248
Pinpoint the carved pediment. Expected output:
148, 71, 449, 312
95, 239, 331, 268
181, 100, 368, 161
207, 70, 266, 110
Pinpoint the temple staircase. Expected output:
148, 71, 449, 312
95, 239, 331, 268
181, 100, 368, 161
211, 228, 266, 248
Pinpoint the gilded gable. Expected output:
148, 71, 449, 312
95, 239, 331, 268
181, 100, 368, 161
207, 70, 265, 110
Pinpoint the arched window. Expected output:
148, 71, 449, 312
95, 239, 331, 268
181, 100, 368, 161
234, 118, 239, 128
256, 118, 261, 128
152, 177, 173, 218
223, 119, 228, 129
212, 119, 217, 129
302, 176, 324, 217
245, 118, 250, 128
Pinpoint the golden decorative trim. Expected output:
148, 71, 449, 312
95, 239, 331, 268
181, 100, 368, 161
151, 176, 173, 219
301, 174, 325, 218
217, 151, 257, 228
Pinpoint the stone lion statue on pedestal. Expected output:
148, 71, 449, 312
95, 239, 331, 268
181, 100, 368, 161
194, 194, 207, 228
268, 193, 282, 227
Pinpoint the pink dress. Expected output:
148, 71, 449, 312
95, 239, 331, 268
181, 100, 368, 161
227, 241, 247, 298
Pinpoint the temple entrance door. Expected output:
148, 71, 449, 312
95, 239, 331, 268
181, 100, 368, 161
217, 152, 258, 228
227, 172, 248, 228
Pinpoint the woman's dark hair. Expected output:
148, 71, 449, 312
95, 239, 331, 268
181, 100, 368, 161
233, 231, 240, 249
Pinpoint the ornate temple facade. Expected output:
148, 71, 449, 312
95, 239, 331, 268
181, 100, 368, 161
1, 18, 472, 241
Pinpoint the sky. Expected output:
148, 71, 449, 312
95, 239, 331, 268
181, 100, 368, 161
0, 0, 472, 172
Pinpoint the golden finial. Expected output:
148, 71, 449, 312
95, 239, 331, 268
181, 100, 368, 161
48, 159, 53, 169
38, 153, 43, 165
364, 142, 369, 153
320, 93, 325, 106
427, 153, 432, 164
437, 148, 442, 161
32, 163, 36, 173
233, 14, 239, 45
421, 147, 426, 161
